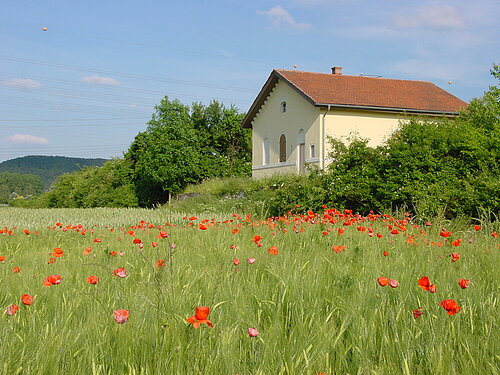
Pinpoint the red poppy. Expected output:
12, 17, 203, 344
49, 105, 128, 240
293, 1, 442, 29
50, 248, 64, 257
132, 238, 142, 244
12, 266, 20, 273
113, 268, 127, 278
458, 278, 470, 289
332, 245, 346, 253
6, 304, 19, 316
0, 256, 5, 263
113, 309, 129, 324
186, 306, 213, 328
151, 242, 158, 247
337, 228, 345, 235
473, 225, 481, 231
383, 251, 389, 257
417, 276, 435, 292
159, 231, 168, 238
377, 277, 389, 286
440, 230, 452, 238
231, 228, 239, 234
93, 238, 102, 243
440, 299, 461, 315
83, 247, 92, 255
247, 258, 256, 264
233, 258, 240, 266
43, 274, 62, 287
253, 235, 262, 243
451, 239, 462, 247
268, 246, 279, 255
413, 308, 424, 319
155, 259, 166, 269
21, 294, 34, 305
86, 275, 99, 285
451, 253, 460, 262
109, 251, 117, 256
23, 229, 30, 235
48, 257, 56, 264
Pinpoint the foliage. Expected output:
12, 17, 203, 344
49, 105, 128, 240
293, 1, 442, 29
126, 97, 251, 207
0, 172, 44, 204
11, 159, 138, 208
0, 155, 107, 189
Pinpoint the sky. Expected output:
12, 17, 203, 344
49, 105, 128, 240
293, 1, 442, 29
0, 0, 498, 162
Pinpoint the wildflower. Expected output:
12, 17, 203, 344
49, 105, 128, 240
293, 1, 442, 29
23, 229, 30, 235
93, 238, 102, 243
83, 247, 92, 255
113, 268, 127, 278
451, 239, 462, 247
388, 279, 399, 288
332, 245, 346, 253
248, 328, 259, 337
268, 246, 279, 255
86, 275, 99, 285
109, 251, 117, 256
12, 266, 20, 273
43, 274, 62, 287
50, 247, 64, 257
233, 258, 240, 266
132, 238, 142, 244
417, 276, 436, 293
186, 306, 213, 328
21, 294, 34, 305
0, 256, 4, 263
473, 225, 481, 231
440, 299, 461, 315
247, 258, 256, 264
159, 231, 168, 238
383, 251, 389, 257
377, 277, 389, 286
440, 230, 452, 238
48, 257, 56, 264
451, 253, 460, 262
6, 305, 19, 316
113, 309, 129, 324
232, 228, 239, 234
198, 224, 208, 230
155, 259, 166, 269
413, 308, 424, 319
458, 279, 470, 289
152, 242, 158, 247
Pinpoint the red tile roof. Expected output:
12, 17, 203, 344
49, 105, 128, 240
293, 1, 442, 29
242, 69, 468, 128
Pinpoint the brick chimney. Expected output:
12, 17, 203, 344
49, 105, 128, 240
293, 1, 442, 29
331, 66, 343, 75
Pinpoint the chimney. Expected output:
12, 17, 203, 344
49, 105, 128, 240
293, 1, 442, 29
331, 66, 343, 75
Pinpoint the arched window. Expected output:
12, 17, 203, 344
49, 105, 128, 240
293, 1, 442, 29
263, 137, 270, 165
279, 134, 287, 162
280, 101, 287, 113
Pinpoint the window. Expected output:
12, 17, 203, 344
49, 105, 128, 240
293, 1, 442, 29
280, 101, 287, 113
263, 137, 270, 165
310, 144, 315, 158
279, 134, 287, 162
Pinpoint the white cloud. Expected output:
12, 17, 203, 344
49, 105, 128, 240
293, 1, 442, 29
80, 75, 120, 86
0, 78, 42, 89
259, 5, 311, 30
393, 5, 466, 30
5, 134, 49, 145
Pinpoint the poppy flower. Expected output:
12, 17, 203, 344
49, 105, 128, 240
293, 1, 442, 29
247, 258, 256, 264
413, 308, 424, 319
132, 238, 142, 244
113, 309, 129, 324
417, 276, 435, 293
458, 279, 470, 289
155, 259, 166, 269
93, 238, 102, 243
6, 304, 19, 316
159, 231, 168, 238
21, 294, 33, 305
43, 274, 62, 286
332, 245, 346, 253
113, 268, 127, 278
86, 275, 99, 285
232, 228, 239, 234
48, 257, 56, 264
451, 253, 460, 262
23, 229, 30, 235
12, 266, 20, 273
151, 242, 158, 248
268, 246, 279, 255
0, 256, 5, 263
440, 230, 452, 238
50, 248, 64, 257
473, 225, 481, 231
83, 247, 92, 255
253, 235, 262, 243
440, 299, 461, 315
337, 228, 345, 235
198, 224, 208, 230
383, 251, 389, 257
186, 306, 213, 328
451, 239, 462, 247
233, 258, 240, 266
248, 327, 259, 337
388, 279, 399, 288
377, 277, 389, 286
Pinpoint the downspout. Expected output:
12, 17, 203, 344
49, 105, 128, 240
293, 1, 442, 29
320, 105, 331, 170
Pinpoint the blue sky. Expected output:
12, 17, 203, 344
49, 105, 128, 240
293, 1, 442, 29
0, 0, 498, 162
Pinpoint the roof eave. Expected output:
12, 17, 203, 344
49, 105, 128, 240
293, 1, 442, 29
315, 103, 461, 116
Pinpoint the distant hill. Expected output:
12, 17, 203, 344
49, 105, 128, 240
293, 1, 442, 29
0, 155, 108, 189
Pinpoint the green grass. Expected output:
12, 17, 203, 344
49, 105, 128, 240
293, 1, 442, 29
0, 207, 498, 374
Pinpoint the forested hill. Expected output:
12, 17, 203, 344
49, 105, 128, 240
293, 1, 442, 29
0, 155, 107, 188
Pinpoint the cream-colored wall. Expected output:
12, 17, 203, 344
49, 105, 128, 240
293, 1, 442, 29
323, 109, 408, 158
251, 79, 321, 178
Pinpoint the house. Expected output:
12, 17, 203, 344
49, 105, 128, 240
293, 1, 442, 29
241, 67, 468, 178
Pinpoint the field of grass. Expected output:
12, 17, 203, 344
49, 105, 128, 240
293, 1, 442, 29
0, 207, 498, 374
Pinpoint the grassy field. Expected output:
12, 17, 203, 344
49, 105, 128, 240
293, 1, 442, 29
0, 207, 498, 374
